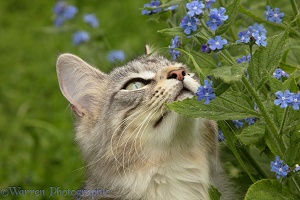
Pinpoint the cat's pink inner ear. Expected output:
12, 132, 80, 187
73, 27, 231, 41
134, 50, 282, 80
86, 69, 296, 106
56, 53, 107, 117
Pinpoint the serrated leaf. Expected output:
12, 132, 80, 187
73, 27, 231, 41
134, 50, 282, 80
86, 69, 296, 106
216, 0, 240, 35
214, 83, 231, 96
251, 31, 289, 89
245, 179, 298, 200
208, 185, 221, 200
238, 124, 265, 145
210, 63, 247, 83
268, 74, 285, 94
265, 127, 285, 157
167, 91, 260, 121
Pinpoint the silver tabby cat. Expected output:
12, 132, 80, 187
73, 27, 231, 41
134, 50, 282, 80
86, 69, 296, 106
56, 53, 233, 200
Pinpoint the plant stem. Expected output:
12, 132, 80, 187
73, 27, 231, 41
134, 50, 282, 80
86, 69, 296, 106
248, 45, 256, 89
279, 107, 289, 135
241, 76, 285, 156
291, 176, 300, 194
289, 0, 300, 30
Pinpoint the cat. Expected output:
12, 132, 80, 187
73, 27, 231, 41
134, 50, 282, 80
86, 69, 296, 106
56, 52, 234, 200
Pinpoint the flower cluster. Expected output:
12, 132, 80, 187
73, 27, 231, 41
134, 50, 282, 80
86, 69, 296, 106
274, 90, 300, 110
179, 0, 227, 36
53, 1, 77, 26
237, 23, 267, 47
265, 6, 285, 24
270, 156, 290, 179
273, 68, 289, 79
53, 1, 100, 45
141, 0, 178, 15
169, 36, 181, 60
196, 80, 216, 104
236, 54, 251, 63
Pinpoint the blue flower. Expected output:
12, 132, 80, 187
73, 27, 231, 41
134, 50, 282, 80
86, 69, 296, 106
265, 6, 284, 24
294, 164, 300, 172
207, 36, 227, 50
201, 44, 211, 53
274, 90, 294, 108
232, 120, 244, 128
72, 31, 90, 45
205, 0, 216, 9
180, 15, 199, 35
270, 156, 290, 179
196, 80, 216, 104
236, 30, 251, 43
206, 7, 228, 31
236, 54, 251, 63
169, 36, 181, 60
108, 50, 126, 62
291, 92, 300, 110
252, 32, 267, 47
83, 14, 99, 28
164, 5, 178, 11
186, 0, 205, 17
248, 23, 267, 35
272, 68, 289, 79
218, 130, 225, 142
53, 1, 78, 26
244, 117, 255, 125
142, 0, 162, 15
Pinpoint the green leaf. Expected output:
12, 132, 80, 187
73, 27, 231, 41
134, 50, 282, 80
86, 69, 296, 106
214, 82, 231, 96
210, 63, 247, 83
158, 27, 186, 37
218, 121, 256, 182
264, 127, 286, 157
208, 185, 221, 200
238, 124, 265, 145
285, 139, 300, 166
215, 0, 240, 35
245, 179, 298, 200
251, 31, 290, 89
167, 91, 260, 121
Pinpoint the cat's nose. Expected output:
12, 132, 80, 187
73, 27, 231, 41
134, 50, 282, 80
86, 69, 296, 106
167, 69, 186, 81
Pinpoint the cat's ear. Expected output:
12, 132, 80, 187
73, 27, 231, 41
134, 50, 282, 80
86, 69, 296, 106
56, 53, 108, 117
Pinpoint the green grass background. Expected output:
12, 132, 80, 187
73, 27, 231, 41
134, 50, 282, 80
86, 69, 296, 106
1, 0, 299, 199
0, 0, 167, 199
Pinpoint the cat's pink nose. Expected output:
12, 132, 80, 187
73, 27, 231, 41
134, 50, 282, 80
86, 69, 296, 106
167, 69, 186, 81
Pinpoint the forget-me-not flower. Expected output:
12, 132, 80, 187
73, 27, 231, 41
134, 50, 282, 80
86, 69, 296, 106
207, 36, 227, 50
169, 36, 181, 60
142, 0, 162, 15
274, 90, 294, 108
206, 7, 228, 31
186, 0, 205, 17
265, 6, 284, 24
236, 54, 251, 63
72, 31, 90, 45
196, 80, 216, 104
273, 68, 289, 79
270, 156, 290, 179
205, 0, 216, 8
83, 14, 99, 28
53, 1, 78, 26
180, 15, 199, 35
291, 92, 300, 110
108, 50, 126, 62
232, 120, 244, 129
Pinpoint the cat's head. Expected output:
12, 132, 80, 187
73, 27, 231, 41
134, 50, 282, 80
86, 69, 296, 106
56, 53, 203, 168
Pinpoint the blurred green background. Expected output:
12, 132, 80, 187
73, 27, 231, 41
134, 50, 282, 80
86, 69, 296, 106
0, 0, 167, 199
1, 0, 299, 199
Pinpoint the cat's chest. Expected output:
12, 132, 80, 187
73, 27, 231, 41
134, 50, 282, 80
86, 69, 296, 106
125, 153, 210, 200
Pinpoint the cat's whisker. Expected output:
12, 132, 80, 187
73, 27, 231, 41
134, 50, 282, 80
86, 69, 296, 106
111, 106, 150, 169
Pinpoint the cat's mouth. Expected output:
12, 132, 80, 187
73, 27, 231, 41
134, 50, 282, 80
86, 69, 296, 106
175, 87, 194, 101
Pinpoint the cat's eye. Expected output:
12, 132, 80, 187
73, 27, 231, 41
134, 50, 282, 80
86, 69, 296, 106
122, 78, 151, 90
